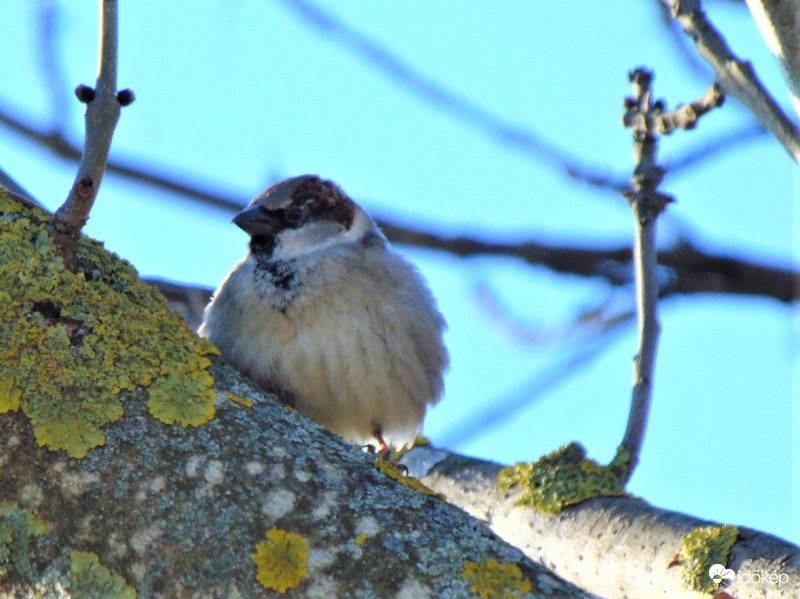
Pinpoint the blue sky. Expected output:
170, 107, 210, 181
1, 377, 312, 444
0, 1, 796, 546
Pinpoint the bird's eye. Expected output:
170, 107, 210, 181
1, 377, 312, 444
283, 207, 305, 226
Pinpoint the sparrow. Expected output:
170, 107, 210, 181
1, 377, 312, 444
198, 175, 449, 454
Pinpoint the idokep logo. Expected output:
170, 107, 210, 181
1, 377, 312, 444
708, 564, 735, 587
709, 563, 791, 590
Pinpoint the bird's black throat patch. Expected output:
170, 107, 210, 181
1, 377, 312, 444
249, 234, 277, 258
252, 252, 301, 312
264, 260, 296, 291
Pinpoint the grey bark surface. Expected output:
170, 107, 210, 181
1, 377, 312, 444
402, 447, 800, 599
0, 360, 593, 599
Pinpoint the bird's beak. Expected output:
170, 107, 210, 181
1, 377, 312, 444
233, 205, 280, 237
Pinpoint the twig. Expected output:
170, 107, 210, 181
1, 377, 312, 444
276, 0, 630, 192
0, 96, 761, 211
662, 121, 766, 171
0, 0, 768, 214
670, 0, 800, 164
46, 0, 134, 269
619, 69, 724, 480
437, 317, 631, 448
36, 0, 70, 131
654, 0, 712, 80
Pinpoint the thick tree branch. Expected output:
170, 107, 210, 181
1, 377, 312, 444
0, 196, 589, 597
377, 221, 800, 303
143, 231, 800, 341
670, 0, 800, 163
4, 189, 795, 597
402, 445, 800, 599
746, 0, 800, 118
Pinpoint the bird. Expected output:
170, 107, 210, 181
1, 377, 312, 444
198, 175, 449, 455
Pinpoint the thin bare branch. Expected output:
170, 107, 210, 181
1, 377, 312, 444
654, 0, 713, 79
0, 104, 245, 212
46, 0, 133, 269
36, 0, 70, 131
619, 68, 725, 480
0, 0, 768, 219
436, 316, 632, 449
1, 93, 757, 214
670, 0, 800, 163
662, 120, 767, 170
654, 81, 725, 132
620, 69, 668, 480
276, 0, 630, 193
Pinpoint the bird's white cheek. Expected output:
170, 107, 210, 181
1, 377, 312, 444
272, 223, 347, 261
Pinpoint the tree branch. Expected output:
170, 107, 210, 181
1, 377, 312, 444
377, 219, 800, 303
745, 0, 800, 119
403, 445, 800, 599
670, 0, 800, 163
620, 69, 668, 480
36, 0, 70, 132
619, 71, 724, 480
46, 0, 133, 269
0, 193, 592, 596
275, 0, 639, 193
435, 319, 631, 448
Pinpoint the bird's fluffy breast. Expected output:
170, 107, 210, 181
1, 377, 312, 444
199, 240, 448, 448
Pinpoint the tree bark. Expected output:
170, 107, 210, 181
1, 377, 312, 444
402, 447, 800, 599
2, 194, 798, 599
0, 193, 589, 598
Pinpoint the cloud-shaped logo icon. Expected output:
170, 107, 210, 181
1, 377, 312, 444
708, 563, 735, 585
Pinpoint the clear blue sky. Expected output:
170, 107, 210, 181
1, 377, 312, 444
0, 1, 796, 546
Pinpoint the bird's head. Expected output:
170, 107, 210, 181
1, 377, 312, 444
234, 175, 381, 260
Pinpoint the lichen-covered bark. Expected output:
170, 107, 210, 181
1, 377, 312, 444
403, 447, 800, 599
0, 363, 592, 598
0, 195, 592, 598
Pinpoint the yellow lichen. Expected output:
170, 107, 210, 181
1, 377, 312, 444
68, 550, 136, 598
251, 528, 308, 593
0, 192, 218, 458
677, 524, 739, 593
354, 534, 368, 546
227, 392, 254, 408
461, 558, 532, 598
388, 435, 429, 461
146, 346, 217, 426
498, 443, 628, 513
0, 379, 21, 412
374, 460, 444, 498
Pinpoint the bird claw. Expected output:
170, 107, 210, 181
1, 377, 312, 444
365, 439, 409, 475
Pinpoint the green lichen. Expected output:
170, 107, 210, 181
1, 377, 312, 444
461, 558, 532, 598
0, 191, 218, 458
0, 501, 46, 584
497, 443, 628, 513
68, 550, 136, 598
678, 524, 739, 593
